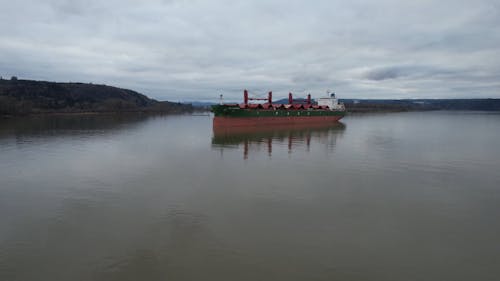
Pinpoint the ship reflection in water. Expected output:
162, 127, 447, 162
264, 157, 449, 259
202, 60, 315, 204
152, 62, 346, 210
212, 121, 346, 159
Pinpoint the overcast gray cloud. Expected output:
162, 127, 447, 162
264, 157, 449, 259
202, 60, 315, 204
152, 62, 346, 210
1, 0, 499, 101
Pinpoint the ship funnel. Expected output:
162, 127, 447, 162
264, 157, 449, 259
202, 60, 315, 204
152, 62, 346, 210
288, 92, 293, 104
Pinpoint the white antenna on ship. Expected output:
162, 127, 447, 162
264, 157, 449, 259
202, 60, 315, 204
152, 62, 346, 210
326, 89, 335, 98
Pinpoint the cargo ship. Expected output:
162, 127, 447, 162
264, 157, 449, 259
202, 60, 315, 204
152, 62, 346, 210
212, 90, 345, 126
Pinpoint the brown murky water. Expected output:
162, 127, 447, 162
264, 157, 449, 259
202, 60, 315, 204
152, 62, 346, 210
1, 111, 500, 281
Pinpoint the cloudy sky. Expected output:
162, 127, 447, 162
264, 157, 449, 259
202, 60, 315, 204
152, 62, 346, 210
1, 0, 499, 101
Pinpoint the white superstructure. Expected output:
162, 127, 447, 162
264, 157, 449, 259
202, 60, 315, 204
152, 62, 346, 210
317, 92, 345, 111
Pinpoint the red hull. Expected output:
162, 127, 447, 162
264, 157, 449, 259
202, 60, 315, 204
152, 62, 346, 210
213, 116, 343, 127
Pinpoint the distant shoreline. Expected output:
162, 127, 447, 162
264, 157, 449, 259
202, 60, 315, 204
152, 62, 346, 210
341, 98, 500, 112
1, 110, 198, 119
2, 78, 499, 116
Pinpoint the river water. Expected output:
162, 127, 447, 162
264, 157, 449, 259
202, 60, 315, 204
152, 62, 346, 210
1, 111, 500, 281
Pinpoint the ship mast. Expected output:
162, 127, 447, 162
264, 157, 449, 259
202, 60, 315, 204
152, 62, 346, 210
243, 89, 273, 105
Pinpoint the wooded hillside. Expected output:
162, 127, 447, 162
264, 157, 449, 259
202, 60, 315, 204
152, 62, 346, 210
0, 78, 193, 115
